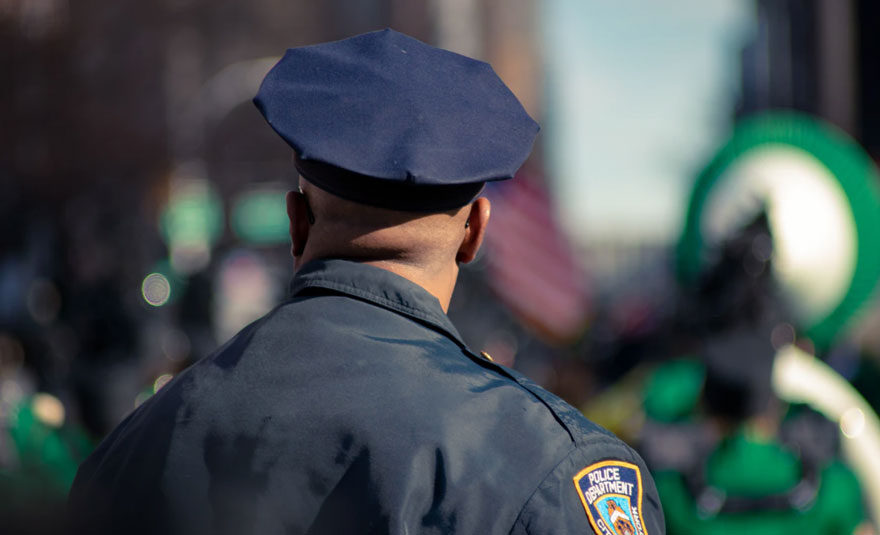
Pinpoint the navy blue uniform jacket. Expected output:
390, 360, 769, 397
69, 259, 664, 534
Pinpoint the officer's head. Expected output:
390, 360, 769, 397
254, 29, 538, 286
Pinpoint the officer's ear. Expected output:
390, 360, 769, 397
286, 189, 311, 260
456, 197, 490, 264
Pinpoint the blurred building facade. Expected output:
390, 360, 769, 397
738, 0, 879, 154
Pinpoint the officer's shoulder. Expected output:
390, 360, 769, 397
497, 367, 665, 534
470, 353, 623, 446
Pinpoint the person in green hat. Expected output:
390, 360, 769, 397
639, 212, 868, 534
642, 342, 866, 535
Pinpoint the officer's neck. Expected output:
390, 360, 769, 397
363, 259, 459, 313
296, 245, 460, 313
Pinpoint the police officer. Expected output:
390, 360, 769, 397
68, 29, 665, 535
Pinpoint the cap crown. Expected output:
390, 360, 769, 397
254, 29, 539, 187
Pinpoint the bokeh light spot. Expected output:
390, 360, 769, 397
32, 393, 65, 428
841, 407, 866, 439
134, 390, 152, 409
153, 373, 174, 393
26, 278, 61, 325
770, 323, 796, 350
142, 273, 171, 307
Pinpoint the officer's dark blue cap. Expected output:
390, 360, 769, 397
254, 28, 539, 211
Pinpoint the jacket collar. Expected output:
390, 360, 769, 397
290, 259, 467, 347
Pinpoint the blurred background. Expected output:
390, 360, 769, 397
3, 0, 880, 532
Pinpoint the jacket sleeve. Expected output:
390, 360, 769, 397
508, 437, 665, 535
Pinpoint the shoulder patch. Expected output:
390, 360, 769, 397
573, 460, 648, 535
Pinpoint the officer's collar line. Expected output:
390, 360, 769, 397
290, 260, 466, 344
297, 279, 456, 333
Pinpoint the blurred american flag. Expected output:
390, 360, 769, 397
484, 169, 591, 344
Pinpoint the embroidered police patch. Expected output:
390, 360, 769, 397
573, 460, 648, 535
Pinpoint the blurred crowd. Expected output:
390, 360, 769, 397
5, 158, 880, 533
